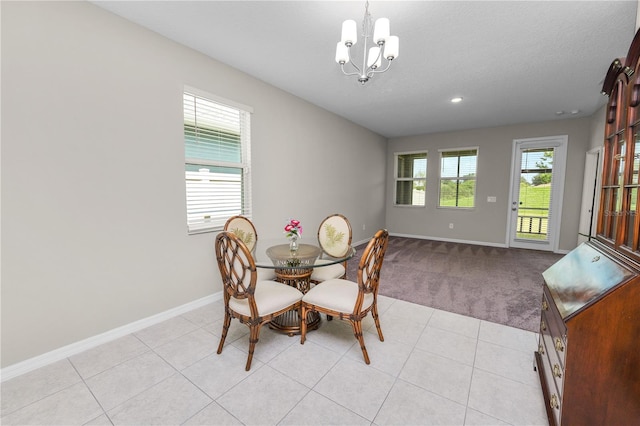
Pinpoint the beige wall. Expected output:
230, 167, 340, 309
1, 1, 387, 367
386, 118, 593, 252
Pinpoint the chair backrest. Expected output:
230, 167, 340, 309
317, 214, 352, 258
215, 231, 259, 317
224, 215, 258, 252
357, 229, 389, 296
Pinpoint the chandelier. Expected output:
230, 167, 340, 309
335, 1, 400, 85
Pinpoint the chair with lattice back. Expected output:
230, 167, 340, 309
301, 229, 389, 364
310, 214, 352, 284
215, 231, 303, 370
224, 215, 276, 281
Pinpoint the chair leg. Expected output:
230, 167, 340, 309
300, 304, 307, 344
245, 324, 261, 371
352, 319, 370, 364
372, 304, 384, 342
217, 311, 232, 354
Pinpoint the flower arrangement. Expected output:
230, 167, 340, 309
284, 219, 302, 239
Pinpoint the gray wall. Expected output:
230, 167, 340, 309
385, 118, 593, 252
1, 1, 387, 367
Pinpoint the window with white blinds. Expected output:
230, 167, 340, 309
438, 148, 478, 208
184, 89, 252, 234
394, 152, 427, 206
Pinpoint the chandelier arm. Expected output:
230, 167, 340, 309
345, 45, 363, 76
340, 63, 362, 77
368, 59, 393, 76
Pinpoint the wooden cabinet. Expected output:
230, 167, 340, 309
535, 29, 640, 426
598, 29, 640, 259
535, 242, 640, 425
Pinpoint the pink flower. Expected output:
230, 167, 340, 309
284, 218, 302, 239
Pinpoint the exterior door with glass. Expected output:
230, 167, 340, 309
508, 136, 567, 251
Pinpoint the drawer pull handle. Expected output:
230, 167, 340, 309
555, 337, 564, 352
550, 394, 559, 410
541, 320, 547, 331
542, 300, 548, 311
538, 343, 545, 355
553, 363, 562, 378
592, 255, 600, 262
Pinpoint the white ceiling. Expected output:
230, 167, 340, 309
92, 1, 637, 138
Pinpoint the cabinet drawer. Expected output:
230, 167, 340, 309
543, 328, 565, 396
538, 342, 562, 426
541, 289, 567, 368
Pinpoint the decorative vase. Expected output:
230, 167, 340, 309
289, 235, 299, 253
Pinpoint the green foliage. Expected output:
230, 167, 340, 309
518, 182, 551, 216
439, 178, 475, 207
532, 173, 552, 186
535, 151, 554, 169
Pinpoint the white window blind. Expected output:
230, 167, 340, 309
184, 90, 252, 234
438, 148, 478, 208
394, 152, 427, 206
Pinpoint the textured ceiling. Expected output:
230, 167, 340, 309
92, 1, 638, 138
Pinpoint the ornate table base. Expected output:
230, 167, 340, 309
269, 267, 320, 335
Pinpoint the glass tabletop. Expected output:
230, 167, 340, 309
253, 239, 356, 270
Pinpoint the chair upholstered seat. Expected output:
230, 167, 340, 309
215, 231, 303, 371
311, 214, 352, 284
309, 259, 346, 282
303, 279, 373, 314
300, 229, 389, 365
229, 280, 303, 317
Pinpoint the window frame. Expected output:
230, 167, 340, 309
393, 150, 427, 207
184, 86, 253, 234
437, 147, 478, 209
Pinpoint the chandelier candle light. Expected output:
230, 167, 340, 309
335, 1, 399, 85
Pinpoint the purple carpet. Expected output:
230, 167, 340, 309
347, 236, 563, 332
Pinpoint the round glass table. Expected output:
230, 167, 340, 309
253, 239, 356, 335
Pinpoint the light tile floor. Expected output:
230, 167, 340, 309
1, 296, 549, 425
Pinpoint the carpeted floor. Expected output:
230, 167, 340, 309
347, 236, 564, 332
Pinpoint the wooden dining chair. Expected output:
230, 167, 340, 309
310, 213, 353, 284
215, 232, 304, 370
300, 229, 389, 364
224, 215, 276, 281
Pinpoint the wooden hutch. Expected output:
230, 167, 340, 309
534, 29, 640, 425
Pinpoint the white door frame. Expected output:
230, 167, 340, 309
506, 135, 568, 252
578, 147, 603, 244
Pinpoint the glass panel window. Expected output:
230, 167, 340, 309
394, 152, 426, 206
184, 89, 252, 234
439, 148, 478, 208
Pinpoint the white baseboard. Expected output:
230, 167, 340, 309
1, 292, 222, 382
389, 232, 508, 248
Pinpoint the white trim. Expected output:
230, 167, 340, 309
388, 232, 569, 253
184, 85, 253, 113
1, 293, 222, 382
393, 151, 427, 207
389, 232, 508, 248
506, 135, 568, 252
437, 147, 479, 209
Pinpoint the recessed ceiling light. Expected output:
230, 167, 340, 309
450, 97, 463, 103
571, 110, 580, 115
556, 111, 565, 115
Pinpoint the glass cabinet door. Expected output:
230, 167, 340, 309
599, 81, 627, 243
622, 72, 640, 257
